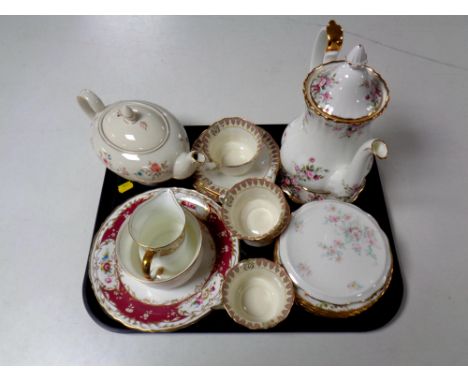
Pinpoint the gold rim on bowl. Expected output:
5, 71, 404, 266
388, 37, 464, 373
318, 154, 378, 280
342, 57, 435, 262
221, 178, 291, 243
222, 258, 295, 330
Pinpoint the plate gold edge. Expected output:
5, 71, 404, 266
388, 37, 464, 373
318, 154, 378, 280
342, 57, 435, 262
273, 239, 394, 318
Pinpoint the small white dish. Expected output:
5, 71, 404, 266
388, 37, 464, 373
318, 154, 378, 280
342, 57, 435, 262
117, 207, 203, 289
222, 259, 294, 330
278, 200, 392, 306
221, 178, 290, 247
193, 126, 280, 203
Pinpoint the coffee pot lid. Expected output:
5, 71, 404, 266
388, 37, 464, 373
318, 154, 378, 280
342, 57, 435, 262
98, 101, 170, 152
304, 45, 390, 125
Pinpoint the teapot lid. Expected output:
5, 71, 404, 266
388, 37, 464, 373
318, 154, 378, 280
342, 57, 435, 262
304, 45, 390, 125
98, 101, 170, 153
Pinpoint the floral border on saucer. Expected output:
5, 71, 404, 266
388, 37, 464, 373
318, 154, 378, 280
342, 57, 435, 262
88, 188, 239, 332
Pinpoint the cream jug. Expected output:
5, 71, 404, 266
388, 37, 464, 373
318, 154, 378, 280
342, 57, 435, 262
127, 189, 203, 285
280, 20, 390, 203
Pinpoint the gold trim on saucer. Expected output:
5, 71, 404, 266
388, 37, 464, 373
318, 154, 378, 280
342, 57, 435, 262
202, 117, 263, 172
273, 239, 394, 318
295, 266, 393, 318
192, 124, 281, 203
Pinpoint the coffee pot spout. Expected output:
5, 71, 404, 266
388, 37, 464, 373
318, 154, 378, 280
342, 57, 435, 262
345, 139, 388, 193
327, 139, 388, 198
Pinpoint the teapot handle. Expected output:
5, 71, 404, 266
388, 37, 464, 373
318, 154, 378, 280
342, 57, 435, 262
77, 89, 105, 120
309, 20, 344, 70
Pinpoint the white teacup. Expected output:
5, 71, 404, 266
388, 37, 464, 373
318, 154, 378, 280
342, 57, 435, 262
221, 178, 290, 247
203, 118, 262, 176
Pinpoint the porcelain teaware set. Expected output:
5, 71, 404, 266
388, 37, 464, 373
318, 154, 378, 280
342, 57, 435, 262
83, 21, 393, 331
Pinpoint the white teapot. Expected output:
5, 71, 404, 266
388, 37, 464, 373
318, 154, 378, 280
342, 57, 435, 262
77, 90, 205, 185
280, 21, 390, 203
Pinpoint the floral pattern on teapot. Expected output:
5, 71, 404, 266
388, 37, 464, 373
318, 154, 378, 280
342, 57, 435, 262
325, 120, 367, 139
310, 73, 338, 111
98, 148, 112, 167
309, 73, 383, 117
287, 157, 329, 184
361, 78, 383, 111
134, 160, 170, 181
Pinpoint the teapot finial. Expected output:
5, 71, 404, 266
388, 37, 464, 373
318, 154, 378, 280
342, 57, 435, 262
120, 105, 138, 122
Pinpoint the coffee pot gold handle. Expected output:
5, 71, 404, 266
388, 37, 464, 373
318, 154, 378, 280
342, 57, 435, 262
310, 20, 344, 70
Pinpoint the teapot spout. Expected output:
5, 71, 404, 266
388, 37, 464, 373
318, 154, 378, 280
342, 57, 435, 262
328, 139, 388, 197
173, 151, 206, 180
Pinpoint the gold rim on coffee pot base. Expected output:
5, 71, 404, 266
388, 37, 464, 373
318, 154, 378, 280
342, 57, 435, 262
280, 177, 366, 205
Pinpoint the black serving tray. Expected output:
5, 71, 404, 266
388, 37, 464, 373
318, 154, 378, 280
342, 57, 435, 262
82, 124, 404, 333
